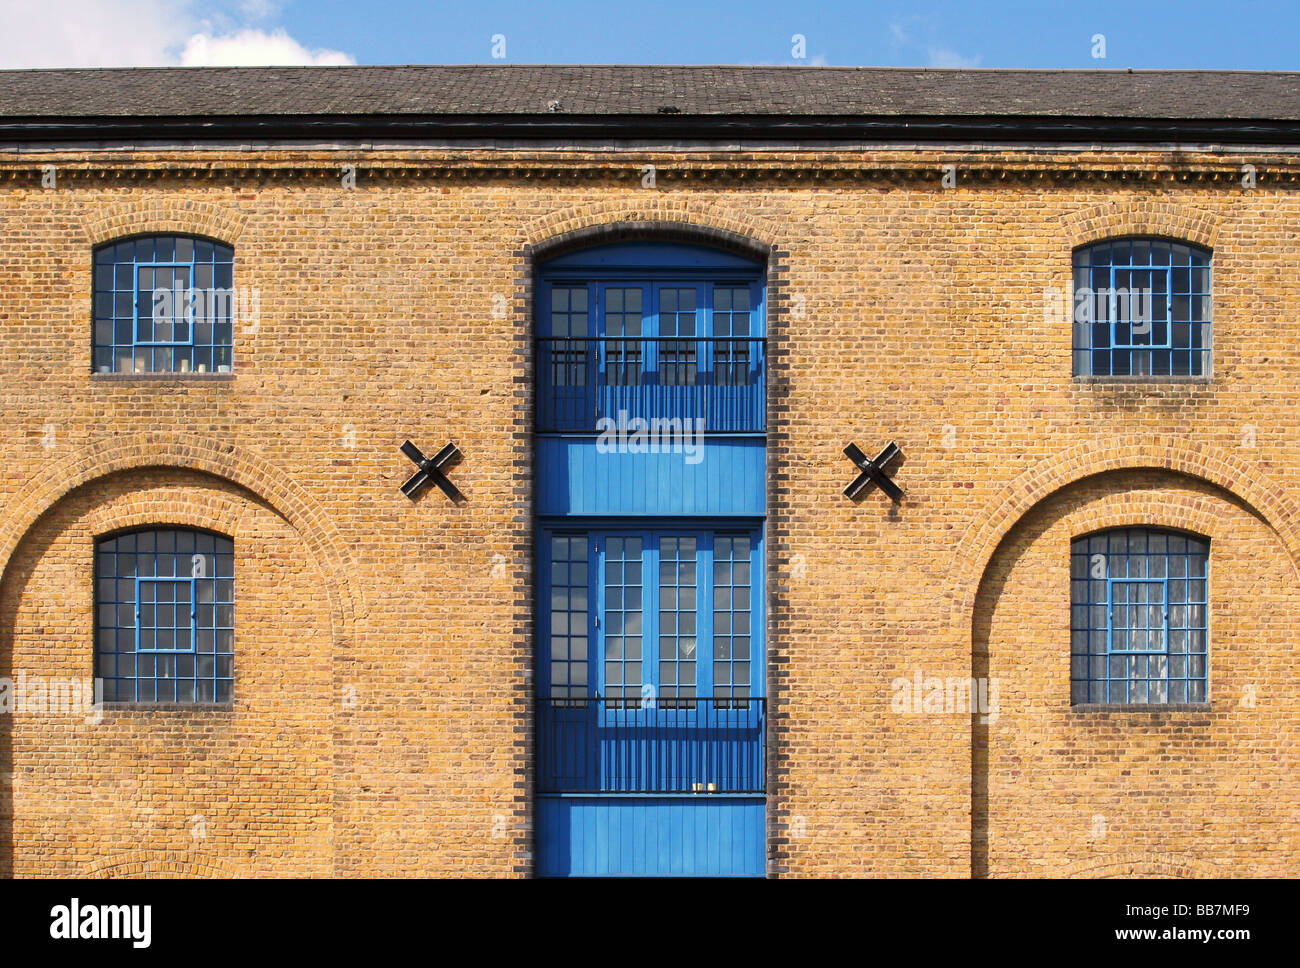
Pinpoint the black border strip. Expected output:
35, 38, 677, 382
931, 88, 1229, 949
2, 113, 1300, 145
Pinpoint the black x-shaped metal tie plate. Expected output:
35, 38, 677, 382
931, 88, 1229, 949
400, 440, 463, 501
843, 441, 903, 502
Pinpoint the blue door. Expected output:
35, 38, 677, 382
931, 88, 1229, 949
535, 241, 767, 877
537, 524, 766, 876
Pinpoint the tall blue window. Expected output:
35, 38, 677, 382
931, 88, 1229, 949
602, 534, 644, 703
541, 527, 760, 707
95, 529, 234, 703
1073, 238, 1211, 377
93, 235, 235, 374
537, 243, 765, 432
538, 525, 764, 793
535, 241, 767, 877
711, 534, 753, 704
547, 534, 590, 701
1071, 529, 1209, 705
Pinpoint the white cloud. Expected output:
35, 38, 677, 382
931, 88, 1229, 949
0, 0, 186, 68
237, 0, 280, 20
180, 29, 354, 66
927, 47, 982, 69
0, 0, 354, 68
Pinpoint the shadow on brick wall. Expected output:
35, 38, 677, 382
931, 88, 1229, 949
1, 623, 12, 877
0, 516, 65, 878
969, 504, 1040, 880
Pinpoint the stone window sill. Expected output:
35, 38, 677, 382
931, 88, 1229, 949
91, 372, 235, 382
1069, 702, 1212, 714
96, 701, 235, 712
1072, 375, 1212, 385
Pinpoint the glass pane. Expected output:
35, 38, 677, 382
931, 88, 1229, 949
1070, 528, 1208, 706
657, 535, 698, 701
603, 535, 644, 692
96, 529, 233, 702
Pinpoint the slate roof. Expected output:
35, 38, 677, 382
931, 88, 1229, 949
0, 65, 1297, 120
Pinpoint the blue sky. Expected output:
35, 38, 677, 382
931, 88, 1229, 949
300, 0, 1300, 70
1, 0, 1297, 70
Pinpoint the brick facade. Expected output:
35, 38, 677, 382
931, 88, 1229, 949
2, 146, 1298, 876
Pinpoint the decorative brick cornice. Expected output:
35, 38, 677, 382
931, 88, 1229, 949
6, 153, 1300, 190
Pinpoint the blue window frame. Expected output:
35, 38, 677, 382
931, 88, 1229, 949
135, 577, 197, 653
1071, 529, 1209, 704
711, 534, 753, 704
1073, 238, 1211, 377
95, 529, 235, 703
547, 534, 590, 701
657, 535, 698, 705
601, 534, 645, 703
537, 243, 765, 432
93, 235, 235, 374
537, 522, 765, 793
539, 525, 762, 705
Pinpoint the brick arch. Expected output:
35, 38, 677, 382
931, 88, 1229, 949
1064, 497, 1225, 549
522, 197, 779, 260
84, 850, 237, 878
0, 432, 361, 649
946, 436, 1300, 634
1060, 198, 1219, 250
1062, 851, 1220, 879
79, 480, 259, 542
78, 196, 248, 247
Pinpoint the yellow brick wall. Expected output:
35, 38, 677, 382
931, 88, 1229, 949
973, 472, 1300, 878
0, 150, 1296, 877
1, 469, 334, 876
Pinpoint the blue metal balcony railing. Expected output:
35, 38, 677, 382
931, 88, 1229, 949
537, 696, 766, 794
536, 337, 766, 433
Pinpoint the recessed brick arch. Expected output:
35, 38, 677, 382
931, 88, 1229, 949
78, 195, 248, 247
79, 481, 257, 541
0, 432, 361, 648
1064, 495, 1224, 549
523, 197, 779, 260
84, 850, 237, 878
1062, 851, 1221, 879
946, 436, 1300, 634
1060, 198, 1220, 250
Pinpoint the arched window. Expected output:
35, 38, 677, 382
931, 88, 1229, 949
1072, 238, 1211, 377
1071, 528, 1208, 705
535, 241, 766, 432
93, 235, 235, 374
95, 528, 234, 703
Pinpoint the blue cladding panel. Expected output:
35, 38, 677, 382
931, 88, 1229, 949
537, 437, 765, 517
538, 796, 766, 877
537, 698, 766, 793
536, 337, 766, 433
